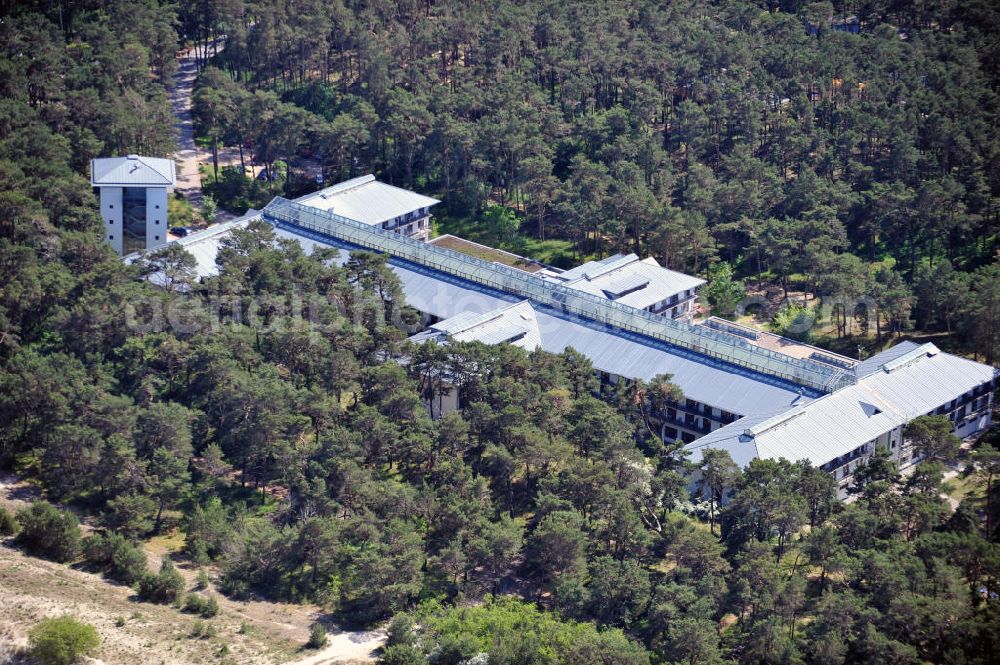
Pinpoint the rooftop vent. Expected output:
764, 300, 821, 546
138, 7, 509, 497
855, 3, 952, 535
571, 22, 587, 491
601, 274, 650, 299
881, 343, 940, 373
584, 254, 638, 280
318, 174, 376, 199
744, 406, 805, 438
809, 351, 856, 370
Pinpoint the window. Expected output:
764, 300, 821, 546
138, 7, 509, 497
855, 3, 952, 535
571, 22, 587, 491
109, 204, 114, 209
154, 235, 159, 241
155, 220, 160, 225
155, 204, 160, 209
108, 220, 114, 224
109, 235, 113, 240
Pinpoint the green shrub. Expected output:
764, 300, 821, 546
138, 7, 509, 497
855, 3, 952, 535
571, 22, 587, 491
82, 532, 148, 585
202, 594, 220, 618
81, 533, 111, 565
195, 568, 210, 590
15, 502, 81, 562
183, 498, 233, 564
386, 614, 416, 647
137, 558, 184, 604
182, 593, 220, 618
307, 623, 327, 649
378, 644, 425, 665
190, 619, 217, 639
110, 539, 149, 585
771, 304, 815, 342
183, 593, 207, 615
0, 505, 17, 536
100, 492, 154, 541
27, 616, 99, 665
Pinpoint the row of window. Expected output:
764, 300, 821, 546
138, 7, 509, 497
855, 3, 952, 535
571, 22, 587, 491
663, 427, 696, 444
382, 214, 429, 231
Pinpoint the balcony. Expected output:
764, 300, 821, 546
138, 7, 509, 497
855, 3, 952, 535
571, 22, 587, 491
658, 413, 712, 436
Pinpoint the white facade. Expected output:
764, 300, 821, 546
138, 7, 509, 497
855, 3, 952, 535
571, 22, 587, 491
99, 186, 123, 255
296, 174, 440, 241
543, 254, 705, 321
686, 342, 997, 499
91, 155, 175, 256
145, 187, 169, 251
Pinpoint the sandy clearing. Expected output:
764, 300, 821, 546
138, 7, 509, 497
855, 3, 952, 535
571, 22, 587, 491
283, 630, 385, 665
0, 472, 383, 663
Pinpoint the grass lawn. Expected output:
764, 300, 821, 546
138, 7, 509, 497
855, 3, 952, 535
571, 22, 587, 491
145, 528, 187, 557
430, 235, 547, 272
944, 470, 986, 506
433, 214, 588, 269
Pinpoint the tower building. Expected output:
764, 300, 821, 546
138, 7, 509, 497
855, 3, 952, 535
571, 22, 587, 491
91, 155, 176, 255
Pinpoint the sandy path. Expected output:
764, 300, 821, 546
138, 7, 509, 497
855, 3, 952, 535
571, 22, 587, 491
169, 39, 243, 223
170, 44, 207, 209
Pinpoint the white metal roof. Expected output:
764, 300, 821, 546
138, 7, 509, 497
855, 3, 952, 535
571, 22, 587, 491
128, 196, 995, 444
296, 175, 440, 226
143, 206, 808, 416
258, 222, 814, 416
410, 301, 542, 351
686, 342, 997, 467
91, 155, 176, 186
263, 199, 854, 392
122, 210, 261, 285
548, 253, 705, 310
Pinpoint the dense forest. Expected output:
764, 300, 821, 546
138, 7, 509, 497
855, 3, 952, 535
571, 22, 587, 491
190, 0, 998, 359
1, 1, 1000, 665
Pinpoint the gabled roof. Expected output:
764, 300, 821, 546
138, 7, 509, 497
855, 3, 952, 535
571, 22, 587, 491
685, 342, 997, 467
296, 174, 440, 226
409, 301, 542, 351
91, 155, 176, 186
126, 207, 820, 415
547, 253, 705, 310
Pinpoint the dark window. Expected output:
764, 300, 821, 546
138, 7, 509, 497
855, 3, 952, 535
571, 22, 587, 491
108, 220, 114, 224
109, 235, 114, 240
155, 204, 160, 209
155, 220, 159, 225
109, 204, 114, 209
154, 235, 160, 240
